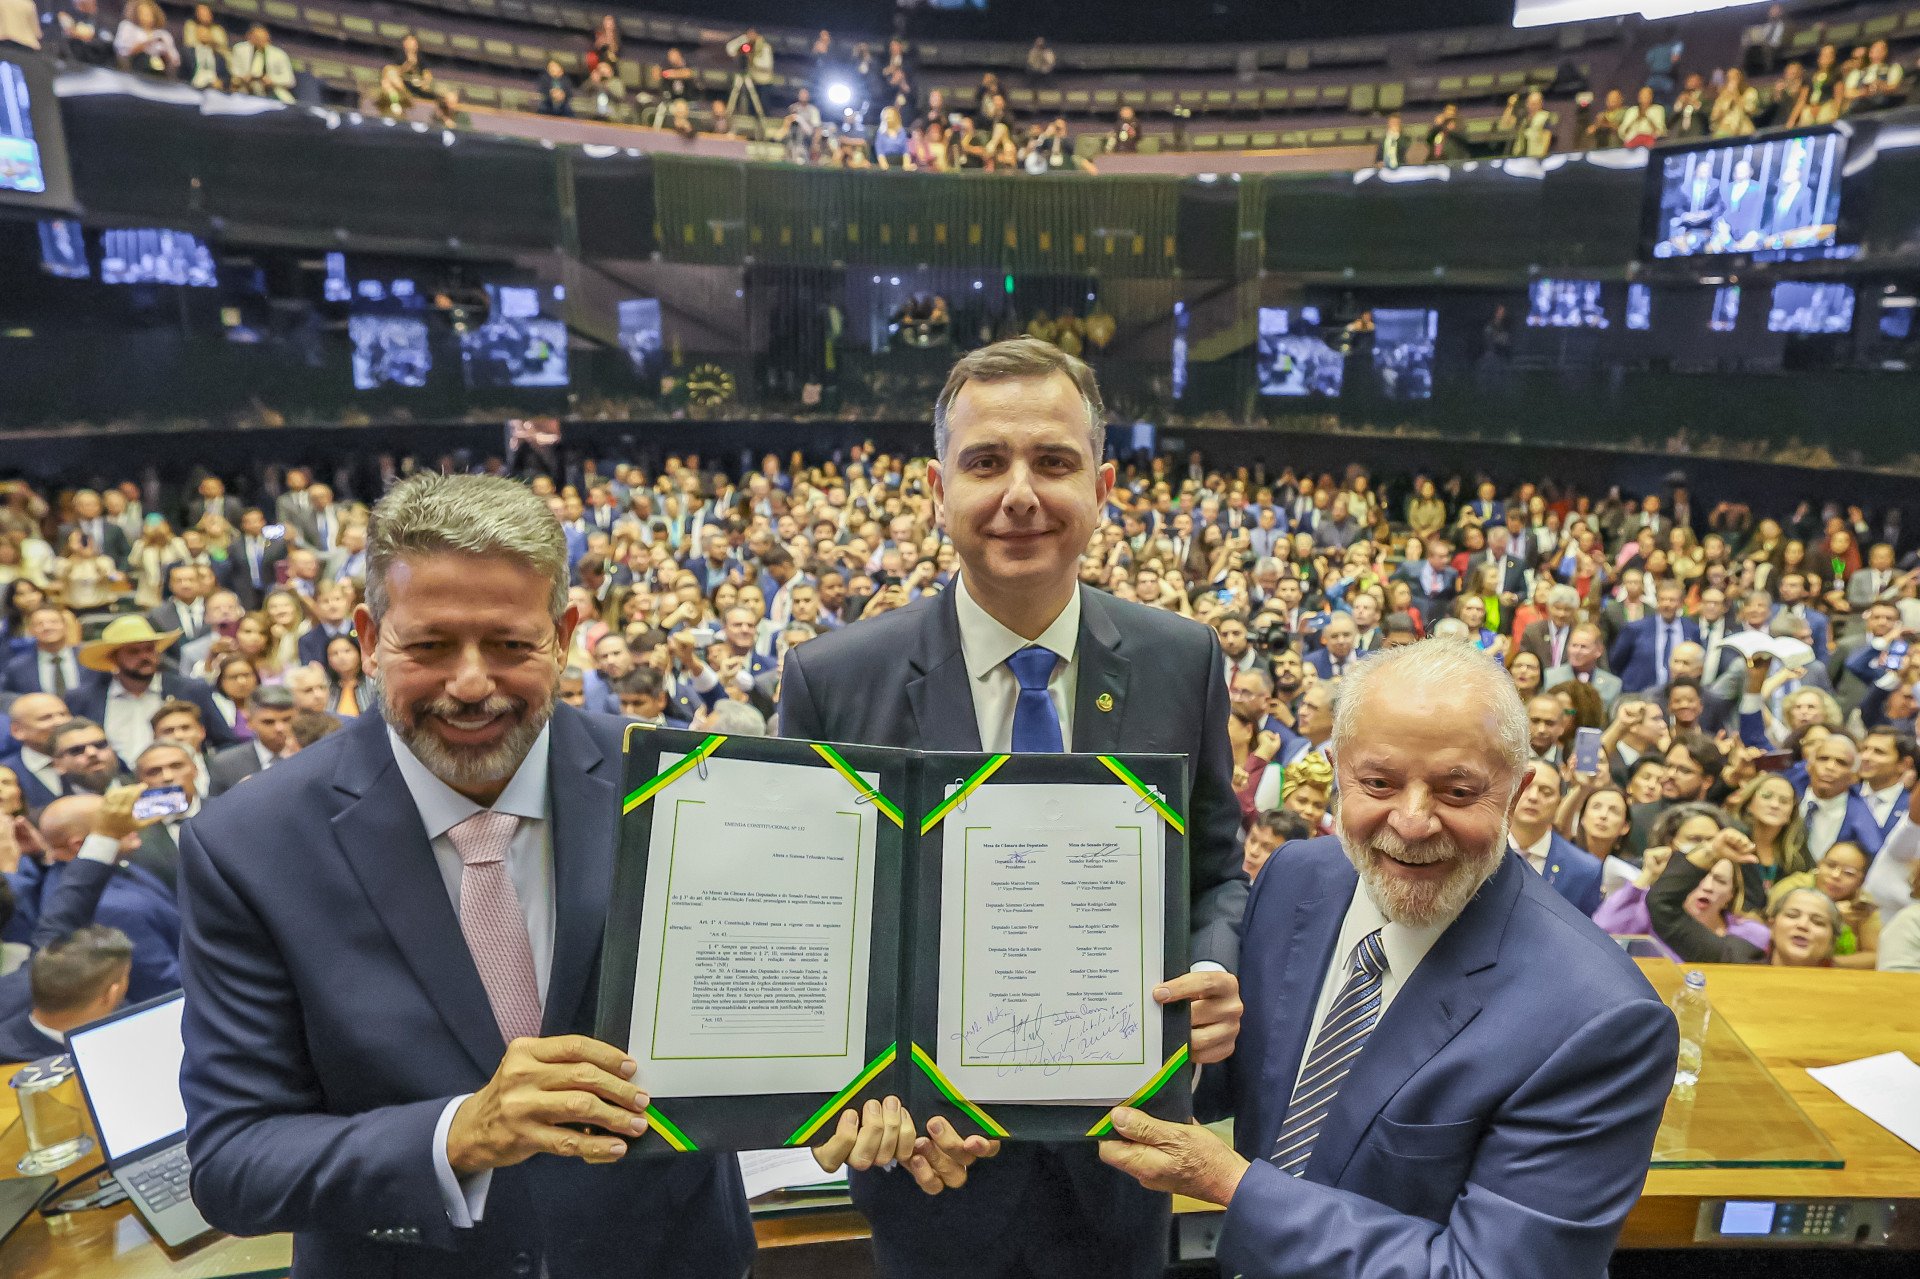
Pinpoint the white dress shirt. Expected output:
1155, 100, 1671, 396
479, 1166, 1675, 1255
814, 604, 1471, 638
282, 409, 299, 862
952, 574, 1079, 751
1290, 881, 1452, 1099
1512, 827, 1554, 877
1863, 782, 1904, 831
389, 724, 556, 1229
103, 679, 164, 765
1803, 789, 1849, 858
37, 648, 80, 695
17, 746, 60, 799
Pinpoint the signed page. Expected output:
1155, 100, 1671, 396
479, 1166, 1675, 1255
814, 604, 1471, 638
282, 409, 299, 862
934, 783, 1166, 1105
626, 753, 878, 1097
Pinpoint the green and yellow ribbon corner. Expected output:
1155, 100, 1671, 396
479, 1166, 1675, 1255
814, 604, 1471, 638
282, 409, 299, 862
644, 1104, 699, 1152
811, 743, 905, 828
918, 755, 1011, 835
1084, 1044, 1193, 1138
1097, 756, 1187, 835
622, 733, 727, 814
781, 1043, 900, 1146
909, 1043, 1011, 1138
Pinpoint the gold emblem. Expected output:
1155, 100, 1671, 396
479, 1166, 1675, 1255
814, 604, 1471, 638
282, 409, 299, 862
1096, 693, 1115, 713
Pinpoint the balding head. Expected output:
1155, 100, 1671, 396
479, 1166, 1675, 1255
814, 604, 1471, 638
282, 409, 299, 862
39, 794, 103, 858
1669, 641, 1706, 682
8, 693, 71, 751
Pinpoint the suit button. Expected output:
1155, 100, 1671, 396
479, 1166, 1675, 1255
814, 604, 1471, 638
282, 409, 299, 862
512, 1253, 534, 1276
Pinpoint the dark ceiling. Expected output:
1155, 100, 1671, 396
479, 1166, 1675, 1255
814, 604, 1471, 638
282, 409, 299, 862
621, 0, 1520, 46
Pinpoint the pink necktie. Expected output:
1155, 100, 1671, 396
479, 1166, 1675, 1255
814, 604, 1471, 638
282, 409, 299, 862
448, 810, 543, 1045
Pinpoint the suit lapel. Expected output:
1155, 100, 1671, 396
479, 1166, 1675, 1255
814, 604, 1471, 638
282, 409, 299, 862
1071, 586, 1131, 754
1310, 855, 1520, 1184
1256, 866, 1349, 1153
543, 705, 614, 1036
906, 589, 983, 752
329, 716, 505, 1077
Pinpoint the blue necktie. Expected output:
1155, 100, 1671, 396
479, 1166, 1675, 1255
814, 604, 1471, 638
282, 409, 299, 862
1272, 930, 1387, 1176
1007, 646, 1064, 753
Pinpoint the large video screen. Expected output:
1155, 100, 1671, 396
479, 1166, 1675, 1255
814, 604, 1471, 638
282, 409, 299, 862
1256, 306, 1343, 398
619, 297, 664, 379
350, 315, 431, 389
462, 285, 569, 388
38, 219, 88, 279
1651, 131, 1845, 260
1373, 308, 1436, 401
1710, 285, 1741, 333
1526, 279, 1608, 329
0, 49, 77, 211
1626, 283, 1651, 332
1516, 2, 1763, 28
1768, 282, 1854, 335
100, 229, 218, 288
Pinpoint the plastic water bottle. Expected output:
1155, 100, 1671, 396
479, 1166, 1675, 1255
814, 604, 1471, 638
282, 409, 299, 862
1671, 970, 1710, 1088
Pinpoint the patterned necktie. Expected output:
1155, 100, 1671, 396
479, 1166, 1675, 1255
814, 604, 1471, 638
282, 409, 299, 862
1006, 646, 1064, 753
1272, 929, 1388, 1176
447, 810, 543, 1044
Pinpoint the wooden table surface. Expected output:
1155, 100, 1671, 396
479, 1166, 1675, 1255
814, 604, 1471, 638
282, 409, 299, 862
3, 964, 1916, 1274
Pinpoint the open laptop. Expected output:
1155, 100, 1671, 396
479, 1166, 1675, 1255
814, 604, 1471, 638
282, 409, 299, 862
66, 992, 213, 1247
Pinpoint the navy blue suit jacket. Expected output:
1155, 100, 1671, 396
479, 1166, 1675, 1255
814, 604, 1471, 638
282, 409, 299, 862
0, 748, 61, 812
778, 583, 1247, 1279
1535, 831, 1605, 916
0, 857, 118, 1030
178, 704, 753, 1278
6, 855, 180, 1003
296, 624, 356, 669
1305, 647, 1362, 681
1769, 605, 1831, 662
68, 672, 240, 751
1204, 839, 1674, 1279
1609, 616, 1702, 693
2, 648, 81, 696
1832, 793, 1889, 859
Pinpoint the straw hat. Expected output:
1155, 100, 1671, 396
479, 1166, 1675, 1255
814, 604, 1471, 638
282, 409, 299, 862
78, 615, 181, 673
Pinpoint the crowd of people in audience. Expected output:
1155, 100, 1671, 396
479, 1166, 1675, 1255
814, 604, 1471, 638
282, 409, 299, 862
4, 441, 1920, 1058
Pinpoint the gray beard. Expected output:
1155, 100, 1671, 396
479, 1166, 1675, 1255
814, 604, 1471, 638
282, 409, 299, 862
1337, 816, 1508, 929
372, 675, 556, 792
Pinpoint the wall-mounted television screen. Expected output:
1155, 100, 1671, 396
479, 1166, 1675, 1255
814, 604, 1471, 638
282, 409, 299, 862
1256, 306, 1343, 397
462, 285, 569, 388
1767, 281, 1854, 334
350, 315, 431, 389
619, 297, 664, 378
100, 228, 218, 288
1373, 308, 1436, 400
1650, 130, 1845, 260
1710, 285, 1741, 332
38, 219, 88, 279
0, 49, 77, 211
1526, 279, 1608, 329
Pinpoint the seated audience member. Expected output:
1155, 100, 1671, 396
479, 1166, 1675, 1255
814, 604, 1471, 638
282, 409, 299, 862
1559, 777, 1631, 869
323, 635, 365, 716
1507, 762, 1602, 914
182, 5, 229, 89
366, 64, 413, 117
31, 791, 179, 1001
1618, 86, 1666, 147
1499, 89, 1558, 158
1098, 640, 1675, 1277
114, 0, 179, 77
229, 23, 295, 104
2, 693, 74, 811
1764, 887, 1839, 967
537, 59, 574, 117
1645, 820, 1779, 963
151, 698, 212, 796
1105, 105, 1139, 154
1241, 809, 1313, 882
207, 685, 295, 797
0, 925, 134, 1063
586, 59, 630, 122
58, 0, 118, 64
1769, 841, 1878, 968
395, 32, 433, 100
613, 666, 675, 725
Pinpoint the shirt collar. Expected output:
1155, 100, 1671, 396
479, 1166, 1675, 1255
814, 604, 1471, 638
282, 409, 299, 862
28, 1013, 65, 1045
1343, 877, 1454, 984
1809, 788, 1849, 815
387, 722, 551, 841
108, 680, 159, 702
952, 573, 1080, 684
21, 746, 51, 769
1513, 827, 1554, 862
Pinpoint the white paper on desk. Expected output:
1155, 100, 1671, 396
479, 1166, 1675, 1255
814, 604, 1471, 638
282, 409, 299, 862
934, 782, 1166, 1106
1721, 630, 1817, 672
736, 1148, 848, 1200
1806, 1051, 1920, 1154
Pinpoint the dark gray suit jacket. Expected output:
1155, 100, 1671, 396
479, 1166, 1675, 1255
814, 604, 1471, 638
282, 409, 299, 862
207, 741, 268, 799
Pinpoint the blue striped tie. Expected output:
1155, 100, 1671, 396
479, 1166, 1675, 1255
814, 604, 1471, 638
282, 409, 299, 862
1271, 929, 1388, 1176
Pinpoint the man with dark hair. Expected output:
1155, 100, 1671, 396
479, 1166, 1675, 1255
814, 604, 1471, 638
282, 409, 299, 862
151, 699, 211, 798
1, 604, 82, 696
48, 719, 121, 796
1242, 809, 1313, 881
129, 740, 202, 892
613, 667, 676, 726
1856, 728, 1915, 840
69, 616, 236, 762
207, 686, 296, 798
0, 924, 134, 1063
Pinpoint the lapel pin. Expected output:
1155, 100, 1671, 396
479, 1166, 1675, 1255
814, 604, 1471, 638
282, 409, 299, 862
1096, 692, 1115, 713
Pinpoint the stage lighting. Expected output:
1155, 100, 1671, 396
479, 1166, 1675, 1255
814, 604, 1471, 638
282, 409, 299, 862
826, 82, 853, 108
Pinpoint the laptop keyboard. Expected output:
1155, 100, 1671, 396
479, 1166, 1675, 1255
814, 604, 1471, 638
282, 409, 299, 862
124, 1148, 193, 1212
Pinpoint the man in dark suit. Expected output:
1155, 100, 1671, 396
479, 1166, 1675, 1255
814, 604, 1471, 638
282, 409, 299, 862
1, 605, 82, 698
1097, 640, 1674, 1278
780, 339, 1246, 1279
1517, 584, 1581, 672
0, 830, 119, 1024
1771, 572, 1831, 663
1462, 525, 1526, 614
1609, 580, 1701, 693
1374, 111, 1408, 169
206, 686, 297, 799
1305, 612, 1362, 681
59, 488, 131, 568
30, 791, 183, 1003
1506, 762, 1603, 915
295, 582, 357, 668
228, 508, 289, 610
182, 475, 245, 532
125, 739, 204, 895
0, 925, 134, 1064
67, 616, 239, 760
1390, 539, 1459, 628
147, 563, 212, 647
179, 473, 754, 1279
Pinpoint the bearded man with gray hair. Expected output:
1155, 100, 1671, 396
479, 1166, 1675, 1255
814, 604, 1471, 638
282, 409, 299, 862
1099, 638, 1675, 1279
179, 473, 753, 1278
